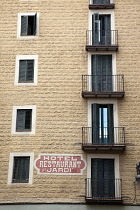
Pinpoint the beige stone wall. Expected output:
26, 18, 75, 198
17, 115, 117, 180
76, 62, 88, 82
0, 0, 140, 205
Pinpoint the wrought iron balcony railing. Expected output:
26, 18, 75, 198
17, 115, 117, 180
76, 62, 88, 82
85, 178, 122, 202
82, 127, 125, 146
86, 30, 118, 51
82, 75, 124, 98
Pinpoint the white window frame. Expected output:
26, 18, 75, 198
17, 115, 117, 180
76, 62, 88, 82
87, 154, 120, 198
17, 13, 39, 39
15, 55, 38, 86
88, 99, 118, 143
8, 152, 34, 185
11, 105, 36, 135
88, 52, 117, 92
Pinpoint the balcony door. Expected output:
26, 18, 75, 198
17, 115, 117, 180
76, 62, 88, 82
91, 55, 112, 92
92, 103, 114, 144
91, 158, 115, 199
92, 13, 111, 45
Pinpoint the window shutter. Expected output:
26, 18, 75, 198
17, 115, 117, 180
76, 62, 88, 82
27, 60, 34, 81
102, 55, 112, 91
92, 13, 99, 45
19, 60, 27, 82
20, 157, 30, 181
91, 159, 104, 198
92, 55, 103, 91
16, 110, 25, 131
25, 110, 32, 130
105, 15, 111, 45
12, 157, 30, 182
92, 104, 99, 144
107, 104, 114, 143
33, 13, 37, 35
21, 16, 28, 35
103, 159, 115, 198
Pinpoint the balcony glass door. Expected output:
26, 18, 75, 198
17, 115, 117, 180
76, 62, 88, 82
92, 13, 111, 45
91, 55, 112, 92
91, 158, 115, 199
92, 104, 114, 144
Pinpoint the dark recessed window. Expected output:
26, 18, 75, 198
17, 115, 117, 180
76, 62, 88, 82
93, 0, 110, 4
16, 109, 32, 131
21, 14, 37, 36
12, 157, 30, 183
19, 60, 34, 82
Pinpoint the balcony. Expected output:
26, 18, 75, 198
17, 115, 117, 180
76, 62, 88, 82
85, 178, 123, 204
89, 0, 115, 9
82, 127, 126, 151
82, 75, 125, 98
86, 30, 118, 51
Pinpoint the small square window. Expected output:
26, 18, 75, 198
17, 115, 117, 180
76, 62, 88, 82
19, 60, 34, 82
17, 13, 39, 39
21, 14, 36, 36
12, 157, 30, 183
12, 105, 36, 134
15, 55, 38, 85
16, 109, 32, 131
8, 153, 34, 185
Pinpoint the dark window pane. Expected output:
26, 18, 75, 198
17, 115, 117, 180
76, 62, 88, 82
25, 110, 32, 130
16, 109, 32, 131
28, 16, 35, 35
12, 157, 30, 183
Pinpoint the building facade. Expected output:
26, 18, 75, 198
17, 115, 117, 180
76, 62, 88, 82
0, 0, 140, 209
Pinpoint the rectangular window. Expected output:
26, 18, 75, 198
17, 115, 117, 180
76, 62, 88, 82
8, 153, 34, 185
17, 13, 39, 39
93, 0, 110, 4
15, 55, 38, 85
92, 103, 114, 144
11, 105, 36, 135
21, 14, 37, 36
19, 60, 34, 82
12, 157, 30, 183
16, 109, 32, 131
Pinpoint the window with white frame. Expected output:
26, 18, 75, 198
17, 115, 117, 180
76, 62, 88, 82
15, 55, 38, 85
88, 99, 118, 144
17, 13, 39, 39
11, 105, 36, 134
8, 153, 34, 184
86, 154, 121, 199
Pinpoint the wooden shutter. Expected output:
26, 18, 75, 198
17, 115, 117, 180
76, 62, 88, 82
91, 159, 115, 198
91, 159, 104, 198
12, 157, 30, 182
33, 13, 37, 35
25, 110, 32, 130
107, 104, 114, 143
16, 110, 25, 131
92, 104, 99, 144
92, 55, 103, 91
19, 60, 27, 82
27, 60, 34, 81
21, 16, 28, 35
105, 15, 111, 45
101, 55, 112, 91
92, 13, 99, 45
